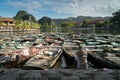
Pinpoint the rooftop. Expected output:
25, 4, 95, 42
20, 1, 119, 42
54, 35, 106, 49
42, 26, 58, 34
0, 18, 14, 22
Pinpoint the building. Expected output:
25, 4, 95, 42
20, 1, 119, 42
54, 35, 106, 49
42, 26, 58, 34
74, 20, 105, 28
0, 17, 14, 27
74, 22, 83, 28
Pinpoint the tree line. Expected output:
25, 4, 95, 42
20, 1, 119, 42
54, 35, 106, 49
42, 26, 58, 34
12, 10, 120, 29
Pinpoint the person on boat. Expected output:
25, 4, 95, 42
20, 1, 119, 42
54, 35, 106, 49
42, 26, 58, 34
75, 45, 88, 69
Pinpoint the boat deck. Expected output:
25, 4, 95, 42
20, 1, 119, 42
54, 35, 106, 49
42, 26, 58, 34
105, 57, 120, 65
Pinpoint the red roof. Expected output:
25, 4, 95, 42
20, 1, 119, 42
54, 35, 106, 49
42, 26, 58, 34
89, 20, 105, 24
0, 18, 14, 22
74, 22, 82, 24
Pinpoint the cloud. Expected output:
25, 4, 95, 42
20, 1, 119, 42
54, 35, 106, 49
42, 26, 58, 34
42, 0, 120, 17
7, 0, 120, 17
8, 0, 42, 13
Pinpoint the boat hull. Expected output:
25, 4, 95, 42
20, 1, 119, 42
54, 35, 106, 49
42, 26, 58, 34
87, 52, 120, 69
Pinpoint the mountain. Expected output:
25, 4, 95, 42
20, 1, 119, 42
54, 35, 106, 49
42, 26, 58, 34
53, 16, 111, 26
14, 10, 37, 23
38, 16, 53, 26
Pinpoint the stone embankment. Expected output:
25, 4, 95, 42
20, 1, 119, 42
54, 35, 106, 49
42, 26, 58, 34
0, 68, 119, 80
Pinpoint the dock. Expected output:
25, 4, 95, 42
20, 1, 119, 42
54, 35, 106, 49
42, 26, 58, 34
0, 69, 119, 80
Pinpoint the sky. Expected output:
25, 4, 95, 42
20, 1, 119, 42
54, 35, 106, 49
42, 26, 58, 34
0, 0, 120, 20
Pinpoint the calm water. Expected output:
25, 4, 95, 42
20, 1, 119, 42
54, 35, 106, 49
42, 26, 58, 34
40, 28, 120, 35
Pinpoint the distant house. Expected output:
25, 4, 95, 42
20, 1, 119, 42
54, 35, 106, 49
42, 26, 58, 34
89, 20, 105, 26
0, 17, 14, 27
74, 22, 83, 27
74, 20, 105, 28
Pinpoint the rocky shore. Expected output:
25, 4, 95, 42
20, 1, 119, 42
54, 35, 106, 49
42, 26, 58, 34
0, 68, 119, 80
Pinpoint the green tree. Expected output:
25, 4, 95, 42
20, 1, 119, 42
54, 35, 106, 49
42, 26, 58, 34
14, 20, 40, 29
38, 16, 52, 26
31, 22, 40, 29
61, 22, 74, 27
51, 21, 58, 28
110, 10, 120, 28
22, 21, 30, 29
0, 21, 5, 26
82, 19, 91, 27
95, 21, 105, 28
22, 14, 37, 23
104, 21, 111, 27
14, 19, 23, 29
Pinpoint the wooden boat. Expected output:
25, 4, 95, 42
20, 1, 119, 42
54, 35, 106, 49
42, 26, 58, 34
0, 37, 12, 49
45, 35, 61, 44
16, 40, 34, 49
0, 48, 20, 68
0, 40, 48, 68
6, 40, 21, 49
110, 41, 120, 48
62, 41, 88, 69
63, 41, 80, 57
0, 44, 6, 49
16, 40, 49, 66
87, 51, 120, 69
23, 42, 63, 70
34, 38, 48, 46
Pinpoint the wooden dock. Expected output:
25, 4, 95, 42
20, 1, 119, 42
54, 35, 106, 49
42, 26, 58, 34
0, 69, 118, 80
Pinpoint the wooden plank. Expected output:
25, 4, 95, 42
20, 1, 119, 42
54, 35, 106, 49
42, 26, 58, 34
84, 45, 111, 47
86, 49, 103, 52
105, 57, 120, 64
112, 48, 120, 51
50, 46, 79, 48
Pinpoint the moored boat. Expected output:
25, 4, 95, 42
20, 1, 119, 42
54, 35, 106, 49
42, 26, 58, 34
87, 51, 120, 69
23, 42, 63, 70
45, 35, 61, 44
0, 48, 19, 68
0, 40, 48, 68
62, 41, 88, 69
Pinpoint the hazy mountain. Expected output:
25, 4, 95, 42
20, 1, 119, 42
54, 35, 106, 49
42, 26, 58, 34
53, 16, 111, 26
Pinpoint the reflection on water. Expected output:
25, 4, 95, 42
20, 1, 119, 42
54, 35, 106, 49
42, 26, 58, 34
40, 28, 120, 35
61, 55, 67, 68
52, 54, 76, 69
0, 28, 119, 35
95, 29, 120, 35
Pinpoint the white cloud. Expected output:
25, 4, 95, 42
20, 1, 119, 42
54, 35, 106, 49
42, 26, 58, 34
8, 0, 120, 17
42, 0, 120, 17
8, 0, 42, 13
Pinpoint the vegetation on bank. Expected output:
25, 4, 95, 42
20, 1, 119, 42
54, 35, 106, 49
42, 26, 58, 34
1, 10, 120, 30
14, 11, 39, 29
110, 10, 120, 29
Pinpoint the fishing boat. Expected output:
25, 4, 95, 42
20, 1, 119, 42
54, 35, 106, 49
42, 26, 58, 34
23, 42, 63, 70
16, 40, 34, 49
45, 35, 61, 44
81, 38, 120, 69
87, 51, 120, 69
62, 41, 88, 69
0, 37, 12, 49
0, 39, 49, 68
0, 48, 19, 68
63, 41, 80, 58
